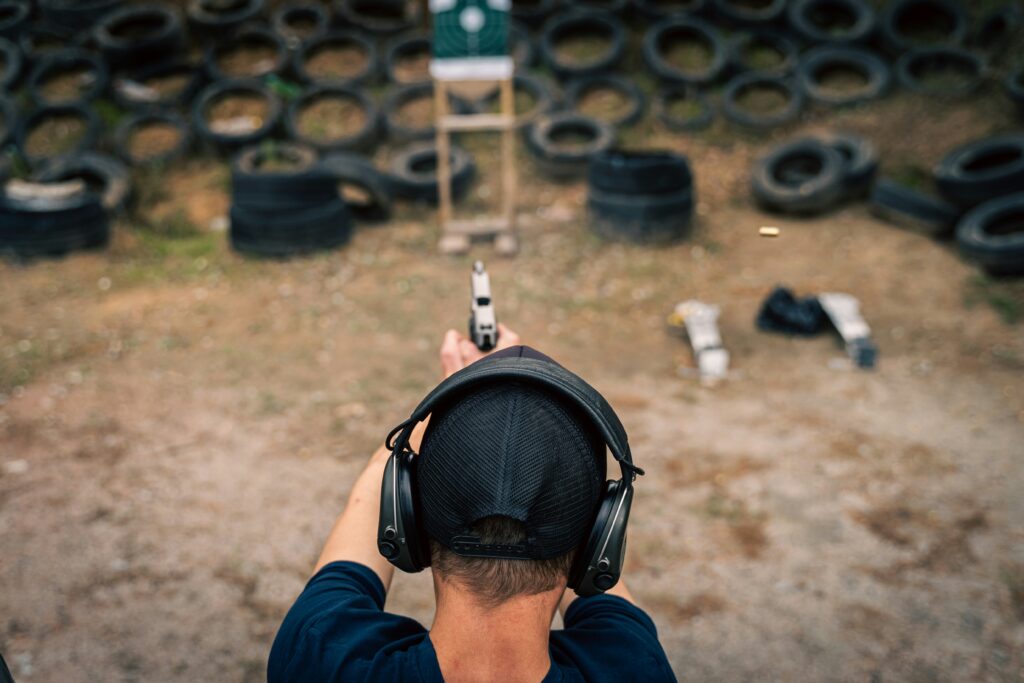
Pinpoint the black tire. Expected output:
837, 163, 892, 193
574, 0, 628, 14
588, 149, 692, 195
465, 73, 559, 130
895, 47, 984, 98
320, 152, 393, 222
0, 0, 29, 40
93, 4, 185, 68
113, 111, 192, 167
869, 179, 960, 237
231, 142, 339, 209
643, 17, 728, 86
655, 86, 714, 131
388, 141, 475, 204
509, 21, 537, 70
385, 32, 431, 85
721, 73, 804, 129
205, 25, 289, 82
27, 49, 109, 107
292, 30, 378, 86
383, 82, 472, 143
956, 192, 1024, 276
272, 2, 330, 48
19, 26, 72, 69
751, 137, 846, 214
934, 133, 1024, 209
565, 75, 646, 128
0, 37, 19, 93
787, 0, 876, 46
33, 151, 131, 213
540, 10, 626, 81
285, 84, 379, 153
797, 46, 891, 107
230, 199, 352, 257
193, 79, 282, 152
187, 0, 265, 39
1006, 67, 1024, 115
729, 31, 799, 77
0, 93, 15, 149
813, 130, 877, 198
111, 59, 206, 112
511, 0, 561, 29
712, 0, 786, 27
333, 0, 421, 36
16, 103, 102, 169
0, 192, 109, 259
526, 111, 615, 181
37, 0, 123, 35
967, 4, 1022, 64
635, 0, 708, 23
879, 0, 967, 54
588, 186, 694, 244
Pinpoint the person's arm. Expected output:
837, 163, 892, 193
312, 324, 521, 592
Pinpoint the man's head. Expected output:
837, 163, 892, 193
417, 349, 607, 608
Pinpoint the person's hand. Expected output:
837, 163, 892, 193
439, 323, 521, 379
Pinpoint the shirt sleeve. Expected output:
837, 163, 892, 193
552, 595, 677, 683
267, 561, 430, 683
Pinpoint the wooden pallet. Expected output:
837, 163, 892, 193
433, 74, 518, 256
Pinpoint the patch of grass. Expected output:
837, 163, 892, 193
257, 391, 288, 415
93, 98, 127, 129
149, 208, 203, 239
889, 163, 931, 191
0, 335, 91, 394
3, 148, 31, 180
133, 168, 172, 206
964, 274, 1024, 325
1002, 565, 1024, 622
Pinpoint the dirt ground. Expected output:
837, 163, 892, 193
2, 85, 1024, 683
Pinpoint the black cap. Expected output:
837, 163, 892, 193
417, 346, 607, 560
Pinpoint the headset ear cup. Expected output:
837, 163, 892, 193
569, 480, 627, 595
403, 451, 432, 570
397, 451, 431, 571
379, 449, 430, 573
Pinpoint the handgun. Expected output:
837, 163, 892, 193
469, 261, 498, 351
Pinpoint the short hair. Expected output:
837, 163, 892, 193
429, 516, 576, 609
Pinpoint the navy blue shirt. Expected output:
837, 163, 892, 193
268, 561, 676, 683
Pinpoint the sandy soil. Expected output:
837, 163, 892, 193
1, 83, 1023, 683
23, 114, 87, 157
215, 42, 281, 79
128, 123, 184, 160
297, 98, 368, 142
302, 43, 370, 80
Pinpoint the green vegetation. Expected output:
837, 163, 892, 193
965, 275, 1024, 325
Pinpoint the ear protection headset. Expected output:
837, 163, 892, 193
377, 355, 645, 597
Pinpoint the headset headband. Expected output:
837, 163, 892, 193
385, 356, 645, 482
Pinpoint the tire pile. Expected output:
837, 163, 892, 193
0, 0, 1020, 260
751, 130, 1024, 276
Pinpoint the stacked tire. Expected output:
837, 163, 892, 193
752, 132, 878, 215
587, 150, 694, 244
229, 143, 352, 257
0, 183, 109, 259
939, 134, 1024, 276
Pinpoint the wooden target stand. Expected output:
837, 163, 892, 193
431, 57, 518, 256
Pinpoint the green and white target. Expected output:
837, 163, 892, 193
430, 0, 511, 78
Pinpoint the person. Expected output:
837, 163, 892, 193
268, 324, 676, 683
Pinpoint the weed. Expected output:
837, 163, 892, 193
965, 274, 1023, 325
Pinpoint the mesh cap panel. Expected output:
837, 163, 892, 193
417, 380, 606, 560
